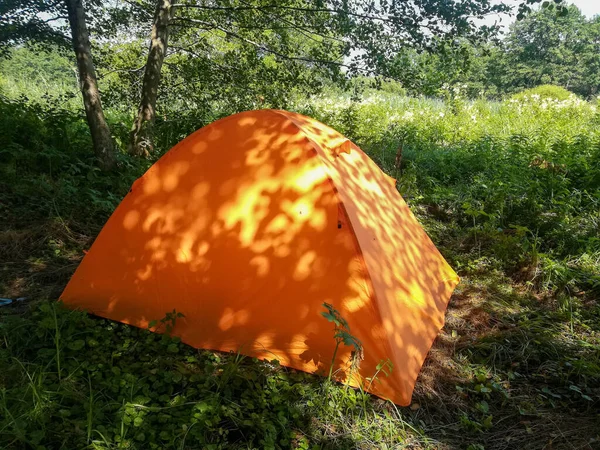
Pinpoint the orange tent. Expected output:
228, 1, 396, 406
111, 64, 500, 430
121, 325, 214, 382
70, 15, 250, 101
61, 110, 459, 405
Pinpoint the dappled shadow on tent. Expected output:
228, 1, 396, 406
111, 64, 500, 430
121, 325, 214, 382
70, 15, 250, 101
60, 109, 458, 405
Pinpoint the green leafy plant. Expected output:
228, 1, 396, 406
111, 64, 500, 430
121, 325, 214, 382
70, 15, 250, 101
321, 302, 364, 382
366, 359, 394, 391
148, 309, 185, 337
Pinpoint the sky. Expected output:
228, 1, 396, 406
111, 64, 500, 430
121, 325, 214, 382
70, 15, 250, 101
571, 0, 600, 17
485, 0, 600, 29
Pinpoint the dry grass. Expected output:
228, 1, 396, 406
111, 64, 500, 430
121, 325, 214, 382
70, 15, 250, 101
0, 220, 90, 300
410, 275, 600, 449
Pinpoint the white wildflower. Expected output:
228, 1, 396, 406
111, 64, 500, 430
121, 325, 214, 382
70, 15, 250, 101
402, 111, 414, 121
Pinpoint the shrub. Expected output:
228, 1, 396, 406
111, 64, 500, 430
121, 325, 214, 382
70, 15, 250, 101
510, 84, 575, 101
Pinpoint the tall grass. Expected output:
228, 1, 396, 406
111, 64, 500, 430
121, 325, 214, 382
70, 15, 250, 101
294, 86, 600, 294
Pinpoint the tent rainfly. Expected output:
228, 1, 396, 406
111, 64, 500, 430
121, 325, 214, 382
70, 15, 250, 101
61, 109, 459, 405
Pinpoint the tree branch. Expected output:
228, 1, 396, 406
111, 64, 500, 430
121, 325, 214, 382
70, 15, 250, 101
173, 3, 394, 24
99, 64, 146, 77
176, 17, 369, 74
236, 0, 346, 45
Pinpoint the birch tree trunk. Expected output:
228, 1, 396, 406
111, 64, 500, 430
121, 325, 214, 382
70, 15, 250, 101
129, 0, 175, 157
65, 0, 116, 171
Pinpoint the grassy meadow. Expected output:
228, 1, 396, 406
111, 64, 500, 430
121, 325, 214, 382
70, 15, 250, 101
1, 80, 599, 449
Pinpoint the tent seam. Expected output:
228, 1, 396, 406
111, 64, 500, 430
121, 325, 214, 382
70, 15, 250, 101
268, 110, 391, 369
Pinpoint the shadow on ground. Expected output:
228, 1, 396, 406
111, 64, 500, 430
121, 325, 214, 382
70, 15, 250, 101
411, 274, 600, 449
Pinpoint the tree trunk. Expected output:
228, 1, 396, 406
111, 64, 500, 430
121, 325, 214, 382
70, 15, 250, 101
129, 0, 175, 158
65, 0, 116, 171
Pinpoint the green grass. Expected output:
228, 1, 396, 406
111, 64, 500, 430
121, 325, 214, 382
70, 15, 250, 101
295, 87, 600, 295
1, 86, 599, 449
2, 302, 413, 449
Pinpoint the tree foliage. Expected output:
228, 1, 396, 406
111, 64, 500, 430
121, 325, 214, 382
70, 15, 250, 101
386, 3, 600, 99
0, 0, 70, 56
2, 0, 598, 164
501, 4, 599, 96
1, 0, 516, 162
